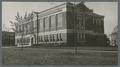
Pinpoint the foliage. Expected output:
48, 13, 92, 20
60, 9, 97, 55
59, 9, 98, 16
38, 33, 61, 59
9, 12, 34, 32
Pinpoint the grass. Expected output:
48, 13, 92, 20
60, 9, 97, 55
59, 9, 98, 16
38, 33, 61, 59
2, 47, 118, 65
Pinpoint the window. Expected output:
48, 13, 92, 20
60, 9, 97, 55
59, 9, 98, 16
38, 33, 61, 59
44, 35, 48, 42
44, 17, 49, 30
34, 20, 37, 28
29, 22, 33, 34
83, 34, 85, 39
79, 33, 81, 40
101, 20, 103, 23
79, 34, 85, 39
96, 20, 97, 24
52, 34, 55, 41
57, 34, 59, 41
39, 19, 44, 31
41, 36, 43, 42
33, 20, 37, 33
99, 20, 101, 25
38, 36, 40, 42
28, 38, 30, 43
50, 15, 56, 27
57, 13, 63, 27
44, 35, 46, 42
46, 35, 49, 41
59, 33, 62, 41
81, 34, 83, 39
50, 35, 53, 41
17, 39, 19, 43
94, 19, 96, 24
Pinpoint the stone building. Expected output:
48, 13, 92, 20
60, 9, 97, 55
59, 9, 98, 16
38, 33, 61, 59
15, 2, 107, 47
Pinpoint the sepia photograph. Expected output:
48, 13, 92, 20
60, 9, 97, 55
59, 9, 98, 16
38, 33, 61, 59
2, 1, 118, 65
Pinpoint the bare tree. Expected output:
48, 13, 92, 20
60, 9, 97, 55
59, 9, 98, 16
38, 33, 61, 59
10, 12, 23, 48
10, 12, 34, 47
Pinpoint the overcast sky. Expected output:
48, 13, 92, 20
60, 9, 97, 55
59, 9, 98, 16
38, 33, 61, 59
2, 2, 118, 36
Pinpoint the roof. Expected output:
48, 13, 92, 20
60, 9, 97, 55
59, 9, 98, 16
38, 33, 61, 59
76, 2, 89, 11
92, 13, 104, 17
36, 2, 69, 14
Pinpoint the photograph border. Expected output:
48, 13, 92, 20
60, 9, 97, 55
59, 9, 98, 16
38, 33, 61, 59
0, 0, 119, 67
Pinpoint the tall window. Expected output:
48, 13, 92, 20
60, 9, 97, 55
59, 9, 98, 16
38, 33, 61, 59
46, 35, 49, 41
44, 35, 46, 42
38, 36, 40, 42
57, 13, 63, 27
44, 17, 49, 30
81, 34, 83, 39
59, 33, 62, 41
99, 20, 101, 25
39, 19, 44, 31
83, 34, 85, 39
52, 34, 55, 41
56, 34, 59, 41
41, 36, 43, 42
34, 20, 37, 28
50, 35, 52, 41
50, 15, 56, 27
94, 19, 96, 24
96, 20, 98, 24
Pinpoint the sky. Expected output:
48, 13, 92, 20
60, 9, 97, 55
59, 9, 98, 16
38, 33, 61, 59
2, 2, 118, 36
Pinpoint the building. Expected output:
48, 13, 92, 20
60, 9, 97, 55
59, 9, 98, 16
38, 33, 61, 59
15, 2, 107, 47
2, 31, 15, 46
110, 26, 118, 46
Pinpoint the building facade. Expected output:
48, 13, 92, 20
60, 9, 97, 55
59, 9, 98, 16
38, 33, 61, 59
15, 2, 107, 47
2, 31, 15, 46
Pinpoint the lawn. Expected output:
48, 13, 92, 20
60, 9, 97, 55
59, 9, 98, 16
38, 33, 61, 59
2, 47, 118, 65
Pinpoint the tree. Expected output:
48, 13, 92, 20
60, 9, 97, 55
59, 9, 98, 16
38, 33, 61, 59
10, 11, 34, 47
9, 21, 18, 32
24, 12, 27, 19
10, 12, 24, 47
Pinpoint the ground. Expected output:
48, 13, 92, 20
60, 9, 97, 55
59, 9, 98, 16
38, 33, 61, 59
2, 46, 118, 65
